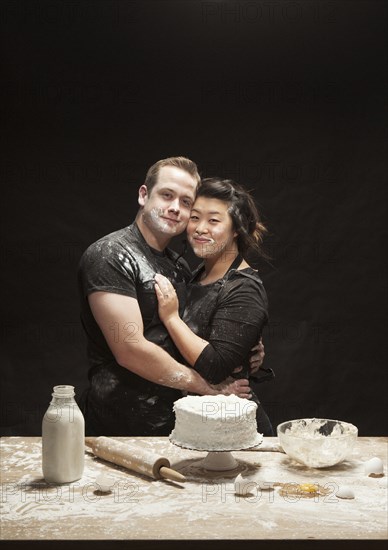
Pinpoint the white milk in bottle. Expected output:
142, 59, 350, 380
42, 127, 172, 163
42, 385, 85, 483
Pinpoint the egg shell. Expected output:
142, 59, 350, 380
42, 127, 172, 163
336, 486, 355, 499
95, 474, 115, 493
234, 474, 256, 496
364, 457, 384, 477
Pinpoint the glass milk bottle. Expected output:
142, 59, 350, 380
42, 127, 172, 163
42, 385, 85, 483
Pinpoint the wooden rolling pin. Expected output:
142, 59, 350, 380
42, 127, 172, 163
85, 436, 186, 483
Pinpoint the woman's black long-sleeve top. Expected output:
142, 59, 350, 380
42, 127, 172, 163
182, 266, 268, 384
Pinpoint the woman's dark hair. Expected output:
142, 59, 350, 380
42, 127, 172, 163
196, 178, 268, 258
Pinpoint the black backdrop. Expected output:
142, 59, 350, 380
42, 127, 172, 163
1, 0, 386, 436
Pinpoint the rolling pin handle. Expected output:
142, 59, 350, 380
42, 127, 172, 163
159, 466, 186, 483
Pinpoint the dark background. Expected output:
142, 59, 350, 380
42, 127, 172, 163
1, 0, 386, 436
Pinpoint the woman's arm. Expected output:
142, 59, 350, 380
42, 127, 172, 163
154, 274, 208, 365
154, 273, 268, 384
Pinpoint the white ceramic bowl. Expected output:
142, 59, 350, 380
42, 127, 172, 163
277, 418, 358, 468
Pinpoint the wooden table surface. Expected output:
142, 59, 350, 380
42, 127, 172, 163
1, 436, 387, 546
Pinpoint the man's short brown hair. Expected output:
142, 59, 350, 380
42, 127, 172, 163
144, 157, 201, 193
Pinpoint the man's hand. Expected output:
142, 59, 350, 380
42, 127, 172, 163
232, 338, 265, 376
211, 377, 252, 399
248, 338, 265, 374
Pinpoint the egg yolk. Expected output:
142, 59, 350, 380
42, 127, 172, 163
298, 483, 319, 493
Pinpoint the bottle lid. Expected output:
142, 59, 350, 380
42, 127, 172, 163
52, 385, 75, 397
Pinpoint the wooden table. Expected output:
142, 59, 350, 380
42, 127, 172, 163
1, 437, 387, 549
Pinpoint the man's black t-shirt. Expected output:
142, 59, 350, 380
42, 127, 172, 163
78, 223, 191, 436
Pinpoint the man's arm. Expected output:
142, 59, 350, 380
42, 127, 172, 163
88, 291, 251, 397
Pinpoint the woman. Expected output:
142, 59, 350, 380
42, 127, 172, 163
154, 178, 273, 435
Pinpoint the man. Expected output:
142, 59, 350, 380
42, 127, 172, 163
78, 157, 262, 436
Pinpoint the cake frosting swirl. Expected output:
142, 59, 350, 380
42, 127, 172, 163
170, 394, 263, 451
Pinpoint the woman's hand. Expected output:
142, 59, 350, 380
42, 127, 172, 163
211, 377, 252, 399
154, 273, 179, 323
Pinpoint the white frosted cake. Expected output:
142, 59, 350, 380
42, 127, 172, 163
169, 394, 263, 451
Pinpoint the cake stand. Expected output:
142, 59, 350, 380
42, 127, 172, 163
171, 440, 261, 471
199, 449, 239, 471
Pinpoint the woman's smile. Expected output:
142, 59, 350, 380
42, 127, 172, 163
187, 197, 237, 259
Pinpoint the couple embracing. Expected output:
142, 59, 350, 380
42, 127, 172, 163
78, 156, 273, 437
